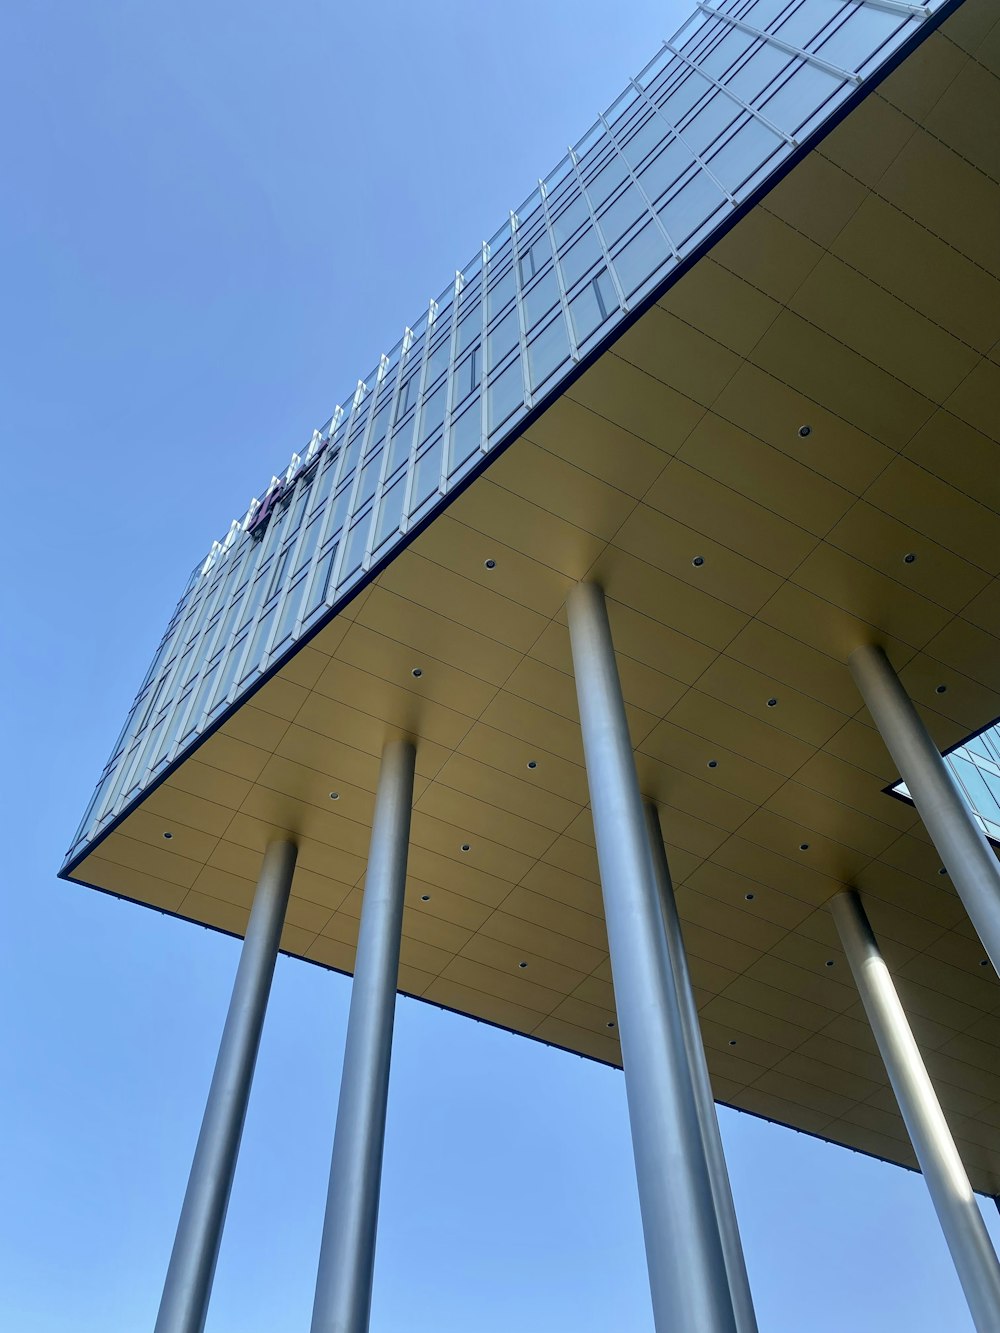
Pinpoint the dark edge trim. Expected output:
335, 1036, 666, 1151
59, 0, 968, 884
56, 869, 1000, 1200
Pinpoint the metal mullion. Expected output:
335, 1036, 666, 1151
507, 211, 534, 412
364, 331, 413, 567
856, 0, 929, 16
401, 299, 438, 529
596, 110, 681, 258
256, 442, 335, 668
161, 546, 252, 763
117, 576, 221, 792
439, 270, 464, 487
537, 178, 580, 364
627, 78, 738, 208
662, 39, 798, 145
327, 360, 386, 599
292, 400, 354, 637
697, 2, 863, 84
213, 462, 309, 710
567, 148, 629, 313
478, 242, 490, 453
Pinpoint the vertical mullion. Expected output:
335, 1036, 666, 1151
439, 270, 464, 488
364, 332, 412, 569
401, 299, 438, 529
537, 178, 580, 363
507, 212, 534, 412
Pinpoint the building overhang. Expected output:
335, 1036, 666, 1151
63, 1, 1000, 1192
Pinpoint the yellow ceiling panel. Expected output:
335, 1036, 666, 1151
69, 28, 1000, 1192
658, 257, 781, 357
355, 586, 521, 687
612, 500, 783, 615
613, 306, 742, 408
788, 254, 979, 402
523, 395, 667, 498
750, 310, 936, 452
643, 456, 817, 576
709, 202, 823, 305
832, 193, 1000, 354
827, 499, 992, 612
679, 413, 855, 540
762, 150, 868, 249
449, 478, 606, 583
407, 512, 573, 618
637, 717, 786, 806
877, 128, 1000, 279
710, 362, 895, 495
819, 91, 916, 189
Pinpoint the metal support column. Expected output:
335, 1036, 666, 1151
310, 737, 416, 1333
645, 804, 757, 1333
154, 837, 298, 1333
567, 581, 737, 1333
849, 643, 1000, 974
831, 889, 1000, 1333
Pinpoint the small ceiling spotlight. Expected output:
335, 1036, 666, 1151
411, 667, 423, 678
729, 1038, 738, 1046
607, 1020, 616, 1029
460, 843, 471, 853
329, 791, 340, 800
420, 894, 430, 902
767, 697, 778, 708
707, 759, 718, 769
825, 959, 835, 968
518, 960, 528, 969
162, 831, 174, 840
484, 558, 496, 570
980, 959, 989, 968
935, 684, 948, 695
798, 425, 812, 438
692, 555, 705, 567
527, 760, 538, 770
938, 867, 948, 876
799, 843, 810, 852
903, 552, 916, 565
745, 892, 755, 901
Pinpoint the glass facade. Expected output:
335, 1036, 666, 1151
896, 725, 1000, 845
64, 0, 949, 870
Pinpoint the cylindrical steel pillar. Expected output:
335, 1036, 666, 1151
644, 804, 757, 1333
310, 737, 416, 1333
831, 889, 1000, 1333
567, 582, 737, 1333
849, 643, 1000, 974
154, 837, 298, 1333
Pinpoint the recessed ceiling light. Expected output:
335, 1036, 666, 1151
729, 1039, 737, 1046
329, 791, 340, 800
798, 425, 812, 438
460, 843, 471, 853
799, 843, 810, 851
421, 894, 430, 902
767, 697, 778, 708
825, 959, 835, 968
162, 831, 173, 840
938, 867, 948, 876
707, 759, 718, 769
518, 960, 528, 969
903, 552, 916, 565
484, 558, 496, 570
607, 1020, 616, 1029
935, 684, 947, 695
980, 959, 989, 968
745, 892, 755, 901
411, 667, 423, 678
527, 760, 538, 770
692, 555, 705, 567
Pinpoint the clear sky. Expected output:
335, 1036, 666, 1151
3, 2, 999, 1330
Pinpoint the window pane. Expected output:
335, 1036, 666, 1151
488, 357, 524, 432
527, 316, 570, 390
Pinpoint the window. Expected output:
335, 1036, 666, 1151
569, 269, 617, 343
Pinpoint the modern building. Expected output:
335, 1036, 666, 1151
60, 1, 1000, 1330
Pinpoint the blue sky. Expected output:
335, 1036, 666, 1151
3, 2, 999, 1329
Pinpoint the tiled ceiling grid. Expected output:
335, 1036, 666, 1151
69, 1, 1000, 1190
